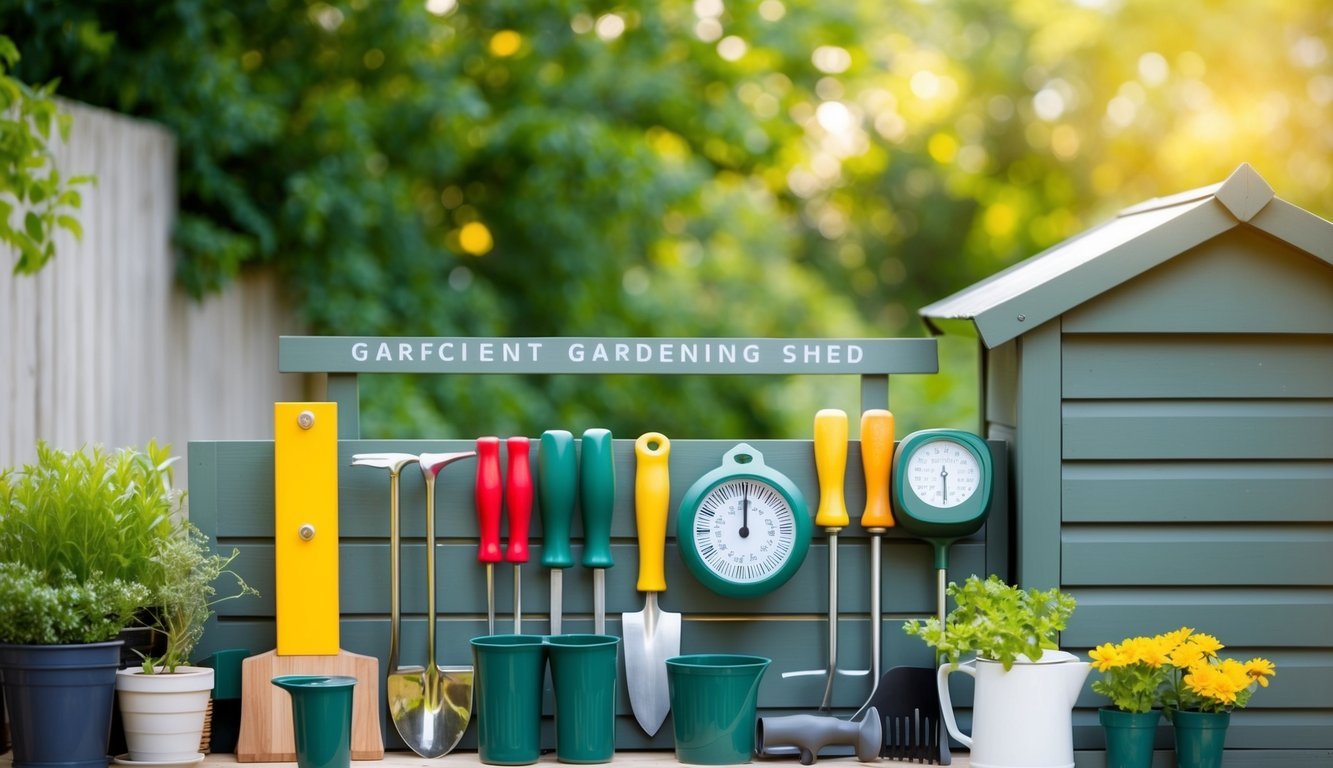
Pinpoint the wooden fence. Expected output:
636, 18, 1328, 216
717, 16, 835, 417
1, 99, 305, 478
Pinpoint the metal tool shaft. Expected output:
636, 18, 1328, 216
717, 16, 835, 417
820, 528, 840, 711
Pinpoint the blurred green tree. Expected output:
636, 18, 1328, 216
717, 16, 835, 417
4, 0, 1327, 439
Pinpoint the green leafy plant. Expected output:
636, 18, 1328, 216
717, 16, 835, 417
0, 561, 148, 644
0, 441, 184, 645
903, 574, 1077, 670
0, 34, 91, 275
136, 522, 258, 673
0, 441, 180, 588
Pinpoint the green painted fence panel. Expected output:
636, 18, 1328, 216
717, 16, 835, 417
189, 435, 1008, 752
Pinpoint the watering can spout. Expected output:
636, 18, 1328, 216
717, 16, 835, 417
1064, 657, 1092, 705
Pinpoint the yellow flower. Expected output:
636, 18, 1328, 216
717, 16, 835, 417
1089, 642, 1125, 672
1125, 635, 1170, 668
1159, 627, 1193, 649
1169, 642, 1206, 669
1244, 657, 1276, 687
1189, 632, 1224, 657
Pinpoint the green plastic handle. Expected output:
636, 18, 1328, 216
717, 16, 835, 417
579, 428, 615, 569
538, 430, 577, 569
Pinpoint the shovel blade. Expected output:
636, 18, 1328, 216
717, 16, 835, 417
622, 601, 681, 737
387, 666, 474, 758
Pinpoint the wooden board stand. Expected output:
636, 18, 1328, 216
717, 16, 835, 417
234, 649, 383, 761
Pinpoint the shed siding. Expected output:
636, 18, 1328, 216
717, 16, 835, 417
1051, 230, 1333, 755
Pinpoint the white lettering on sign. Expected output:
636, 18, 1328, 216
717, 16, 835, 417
782, 343, 863, 364
346, 339, 877, 370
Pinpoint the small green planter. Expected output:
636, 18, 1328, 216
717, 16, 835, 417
1172, 709, 1230, 768
1098, 707, 1160, 768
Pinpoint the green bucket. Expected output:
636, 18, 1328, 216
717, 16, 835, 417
666, 654, 771, 765
272, 675, 357, 768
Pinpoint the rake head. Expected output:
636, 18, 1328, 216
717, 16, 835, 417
865, 666, 951, 765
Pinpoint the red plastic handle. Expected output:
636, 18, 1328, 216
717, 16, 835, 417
505, 436, 532, 564
475, 436, 504, 564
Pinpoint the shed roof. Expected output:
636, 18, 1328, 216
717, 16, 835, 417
919, 163, 1333, 347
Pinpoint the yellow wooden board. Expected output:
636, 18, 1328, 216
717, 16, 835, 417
273, 402, 340, 655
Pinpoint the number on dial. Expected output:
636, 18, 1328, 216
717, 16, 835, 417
905, 441, 981, 508
693, 479, 797, 584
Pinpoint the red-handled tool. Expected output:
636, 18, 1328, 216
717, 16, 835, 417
475, 436, 503, 636
505, 436, 533, 634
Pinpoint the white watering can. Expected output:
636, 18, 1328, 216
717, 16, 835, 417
938, 650, 1091, 768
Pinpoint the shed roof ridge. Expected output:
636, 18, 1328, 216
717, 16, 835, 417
1115, 164, 1275, 223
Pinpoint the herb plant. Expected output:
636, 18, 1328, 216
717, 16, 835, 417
903, 574, 1077, 670
0, 562, 148, 644
137, 522, 258, 673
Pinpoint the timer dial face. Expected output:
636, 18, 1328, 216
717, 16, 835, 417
905, 440, 982, 508
677, 443, 811, 598
691, 478, 799, 584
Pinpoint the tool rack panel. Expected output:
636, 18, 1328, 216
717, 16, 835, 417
188, 336, 1010, 752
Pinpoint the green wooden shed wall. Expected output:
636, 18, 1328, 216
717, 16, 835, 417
920, 164, 1333, 766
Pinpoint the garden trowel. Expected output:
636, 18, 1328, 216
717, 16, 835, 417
622, 432, 680, 736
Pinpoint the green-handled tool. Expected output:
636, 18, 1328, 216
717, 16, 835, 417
580, 428, 615, 635
538, 430, 577, 635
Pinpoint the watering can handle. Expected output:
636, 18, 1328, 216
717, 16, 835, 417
937, 660, 976, 748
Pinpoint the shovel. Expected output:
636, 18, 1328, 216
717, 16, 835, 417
622, 432, 680, 737
352, 451, 475, 758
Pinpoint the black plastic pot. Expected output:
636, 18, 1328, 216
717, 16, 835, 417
0, 640, 124, 768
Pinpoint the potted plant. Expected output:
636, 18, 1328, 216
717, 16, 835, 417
1088, 630, 1183, 768
0, 442, 172, 768
904, 574, 1085, 768
1159, 628, 1276, 768
116, 520, 258, 763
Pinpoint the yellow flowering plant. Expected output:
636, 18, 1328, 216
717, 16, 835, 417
1092, 627, 1275, 714
1088, 631, 1179, 713
1163, 629, 1276, 714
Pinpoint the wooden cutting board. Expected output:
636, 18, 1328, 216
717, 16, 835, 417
235, 402, 384, 761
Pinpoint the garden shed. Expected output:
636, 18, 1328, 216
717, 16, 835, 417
919, 163, 1333, 764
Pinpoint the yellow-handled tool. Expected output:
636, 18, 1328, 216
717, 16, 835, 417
622, 432, 680, 737
814, 408, 851, 712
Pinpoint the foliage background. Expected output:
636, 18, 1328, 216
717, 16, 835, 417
4, 0, 1329, 439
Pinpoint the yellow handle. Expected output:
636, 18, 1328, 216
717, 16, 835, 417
273, 402, 340, 655
814, 409, 849, 530
860, 409, 896, 529
634, 432, 671, 593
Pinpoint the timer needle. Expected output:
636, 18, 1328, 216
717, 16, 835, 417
940, 466, 949, 503
740, 488, 751, 539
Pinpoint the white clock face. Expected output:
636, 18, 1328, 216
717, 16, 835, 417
691, 478, 799, 584
905, 440, 982, 509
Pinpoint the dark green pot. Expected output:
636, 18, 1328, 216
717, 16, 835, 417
0, 640, 123, 768
1172, 709, 1230, 768
1098, 707, 1160, 768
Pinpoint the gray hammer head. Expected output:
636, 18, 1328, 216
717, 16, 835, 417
351, 452, 420, 473
418, 451, 477, 479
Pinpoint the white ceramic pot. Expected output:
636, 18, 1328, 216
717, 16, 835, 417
937, 651, 1090, 768
115, 665, 214, 762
